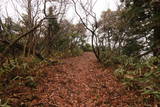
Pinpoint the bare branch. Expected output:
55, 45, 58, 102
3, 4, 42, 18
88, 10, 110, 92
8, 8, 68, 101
3, 17, 46, 54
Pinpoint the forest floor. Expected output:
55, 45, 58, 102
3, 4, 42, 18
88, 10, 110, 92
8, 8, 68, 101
2, 52, 140, 107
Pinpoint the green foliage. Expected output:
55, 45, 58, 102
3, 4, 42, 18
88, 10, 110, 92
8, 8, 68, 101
71, 47, 84, 56
0, 57, 43, 90
82, 43, 92, 52
114, 56, 160, 104
99, 48, 137, 67
121, 0, 160, 57
99, 49, 119, 67
114, 67, 126, 79
24, 76, 37, 88
0, 100, 11, 107
122, 38, 143, 56
100, 49, 160, 104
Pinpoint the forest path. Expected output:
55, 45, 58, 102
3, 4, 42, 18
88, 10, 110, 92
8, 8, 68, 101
32, 52, 137, 107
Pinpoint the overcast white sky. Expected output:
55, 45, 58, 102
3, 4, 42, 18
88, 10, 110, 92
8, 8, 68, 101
68, 0, 120, 23
0, 0, 120, 22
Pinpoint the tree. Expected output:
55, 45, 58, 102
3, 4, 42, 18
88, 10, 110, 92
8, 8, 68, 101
121, 0, 160, 57
98, 9, 125, 51
71, 0, 101, 61
22, 0, 41, 56
0, 0, 70, 65
44, 6, 60, 55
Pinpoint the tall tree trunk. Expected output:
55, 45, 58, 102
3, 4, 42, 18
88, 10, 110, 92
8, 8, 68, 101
23, 0, 35, 57
91, 32, 101, 62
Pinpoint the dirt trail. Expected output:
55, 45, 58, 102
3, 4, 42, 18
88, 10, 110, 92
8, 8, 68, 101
30, 52, 137, 107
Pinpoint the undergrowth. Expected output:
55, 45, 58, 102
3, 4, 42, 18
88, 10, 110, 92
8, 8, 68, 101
0, 49, 84, 106
102, 52, 160, 106
0, 56, 50, 106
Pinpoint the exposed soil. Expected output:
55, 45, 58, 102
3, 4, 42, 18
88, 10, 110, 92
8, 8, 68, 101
2, 52, 140, 107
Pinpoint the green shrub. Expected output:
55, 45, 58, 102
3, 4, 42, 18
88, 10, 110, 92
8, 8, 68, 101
82, 43, 92, 52
71, 47, 84, 56
99, 49, 119, 66
114, 56, 160, 105
114, 67, 126, 79
0, 57, 43, 90
99, 48, 137, 67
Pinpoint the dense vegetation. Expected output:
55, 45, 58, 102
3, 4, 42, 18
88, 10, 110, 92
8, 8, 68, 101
0, 0, 160, 106
96, 0, 160, 105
